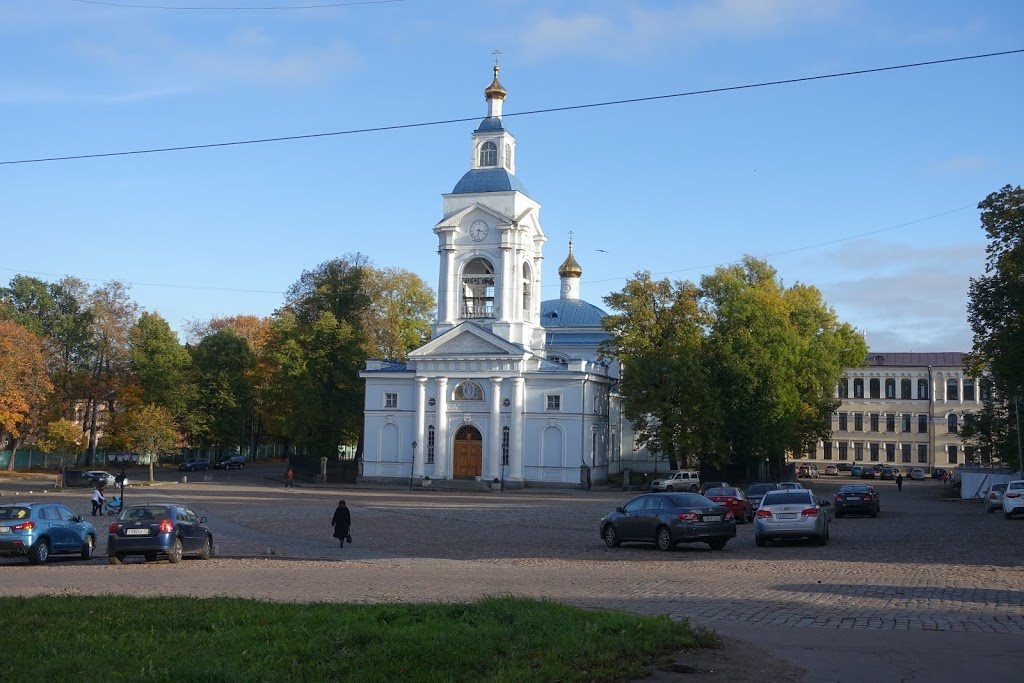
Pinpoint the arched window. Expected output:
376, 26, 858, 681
869, 378, 880, 399
504, 143, 512, 169
479, 141, 497, 167
522, 262, 532, 313
501, 426, 510, 466
918, 379, 929, 399
947, 413, 958, 434
837, 379, 848, 398
453, 380, 484, 401
462, 258, 495, 318
427, 426, 435, 464
901, 379, 912, 399
853, 379, 864, 398
947, 378, 959, 401
885, 378, 896, 398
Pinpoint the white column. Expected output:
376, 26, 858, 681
499, 245, 513, 322
435, 378, 449, 479
510, 377, 525, 480
489, 377, 503, 479
442, 249, 456, 323
414, 377, 427, 477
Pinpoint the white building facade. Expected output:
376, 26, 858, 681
359, 67, 621, 488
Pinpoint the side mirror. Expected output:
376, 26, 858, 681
615, 506, 625, 513
199, 516, 208, 524
74, 515, 84, 522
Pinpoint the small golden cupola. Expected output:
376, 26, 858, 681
558, 237, 583, 300
484, 64, 507, 102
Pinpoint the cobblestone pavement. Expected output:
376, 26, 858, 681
3, 468, 1023, 638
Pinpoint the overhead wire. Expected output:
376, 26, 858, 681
66, 0, 406, 9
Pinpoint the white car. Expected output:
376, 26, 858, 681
1002, 480, 1024, 519
908, 467, 926, 481
89, 471, 128, 488
650, 470, 701, 492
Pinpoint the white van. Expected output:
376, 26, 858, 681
651, 470, 701, 492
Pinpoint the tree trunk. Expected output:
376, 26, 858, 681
149, 453, 155, 482
7, 437, 21, 472
88, 398, 100, 467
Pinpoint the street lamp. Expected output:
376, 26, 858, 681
409, 441, 418, 491
1015, 387, 1023, 477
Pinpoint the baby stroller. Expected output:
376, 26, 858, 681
104, 496, 123, 516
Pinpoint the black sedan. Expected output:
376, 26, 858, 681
600, 493, 737, 551
834, 484, 880, 517
107, 503, 213, 564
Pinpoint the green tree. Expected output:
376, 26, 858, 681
965, 184, 1024, 469
124, 404, 181, 481
130, 312, 199, 439
36, 418, 84, 473
190, 329, 255, 456
362, 266, 435, 361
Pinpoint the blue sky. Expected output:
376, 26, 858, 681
2, 0, 1022, 352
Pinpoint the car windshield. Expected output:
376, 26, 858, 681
117, 506, 171, 522
0, 506, 31, 521
665, 494, 712, 508
991, 484, 1007, 492
838, 485, 871, 493
761, 492, 814, 506
747, 484, 778, 496
1008, 482, 1024, 491
705, 488, 734, 497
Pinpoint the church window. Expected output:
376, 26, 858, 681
428, 397, 436, 407
947, 413, 958, 434
427, 426, 435, 464
869, 378, 880, 399
885, 378, 895, 398
453, 381, 484, 401
501, 426, 509, 466
504, 143, 511, 169
546, 394, 561, 411
522, 262, 531, 313
462, 258, 495, 319
963, 379, 975, 401
502, 398, 511, 407
385, 393, 398, 409
479, 141, 497, 167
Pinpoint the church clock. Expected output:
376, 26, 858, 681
469, 220, 489, 241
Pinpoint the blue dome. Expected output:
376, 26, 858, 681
540, 299, 607, 328
452, 168, 529, 196
475, 116, 507, 133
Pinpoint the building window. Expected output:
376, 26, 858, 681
918, 379, 929, 399
838, 442, 848, 460
869, 378, 880, 399
462, 257, 496, 319
886, 414, 895, 432
918, 414, 928, 433
854, 379, 864, 398
947, 413, 958, 434
947, 444, 958, 464
823, 442, 833, 460
870, 413, 879, 432
901, 379, 912, 399
453, 381, 484, 401
501, 426, 509, 466
901, 443, 912, 463
869, 443, 879, 461
885, 443, 896, 462
901, 413, 911, 432
885, 378, 896, 398
964, 446, 977, 464
479, 141, 498, 167
918, 444, 928, 464
854, 413, 863, 431
947, 379, 959, 401
522, 262, 532, 313
428, 397, 436, 407
854, 442, 864, 461
546, 395, 561, 411
385, 393, 398, 409
838, 413, 848, 431
838, 380, 848, 398
427, 426, 435, 464
963, 379, 975, 401
504, 143, 512, 169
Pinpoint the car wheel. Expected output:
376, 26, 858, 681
689, 485, 699, 492
707, 538, 727, 550
755, 535, 767, 547
198, 536, 212, 560
80, 535, 94, 560
28, 538, 50, 565
665, 485, 674, 491
108, 554, 123, 565
655, 526, 674, 551
167, 537, 183, 564
602, 524, 621, 548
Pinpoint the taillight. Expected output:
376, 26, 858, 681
109, 523, 119, 533
159, 519, 174, 533
801, 508, 819, 517
677, 512, 698, 521
756, 509, 772, 518
1007, 493, 1021, 499
11, 521, 35, 531
723, 510, 734, 521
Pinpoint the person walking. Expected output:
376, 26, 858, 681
896, 472, 904, 492
90, 484, 105, 517
331, 499, 351, 548
285, 466, 295, 488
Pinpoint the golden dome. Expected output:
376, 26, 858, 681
558, 240, 583, 278
484, 65, 507, 101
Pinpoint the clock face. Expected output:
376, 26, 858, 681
469, 220, 489, 242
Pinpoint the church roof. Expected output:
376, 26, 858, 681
540, 299, 607, 328
862, 352, 965, 367
452, 168, 529, 196
475, 116, 506, 133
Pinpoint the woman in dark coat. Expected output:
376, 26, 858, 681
331, 500, 351, 547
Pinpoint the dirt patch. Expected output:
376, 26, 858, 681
636, 634, 805, 683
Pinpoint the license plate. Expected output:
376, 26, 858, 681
777, 513, 797, 520
125, 528, 149, 536
703, 515, 721, 522
0, 527, 9, 533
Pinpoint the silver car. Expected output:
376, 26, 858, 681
985, 483, 1007, 513
754, 489, 831, 547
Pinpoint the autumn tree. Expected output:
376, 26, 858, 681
36, 418, 84, 472
124, 404, 181, 481
362, 266, 434, 361
0, 320, 54, 470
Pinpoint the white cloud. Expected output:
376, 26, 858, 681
929, 156, 988, 173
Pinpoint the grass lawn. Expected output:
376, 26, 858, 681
5, 595, 717, 682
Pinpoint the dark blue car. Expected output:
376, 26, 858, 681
599, 492, 737, 551
0, 502, 97, 564
107, 503, 213, 564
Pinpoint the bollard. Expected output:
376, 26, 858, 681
179, 475, 188, 484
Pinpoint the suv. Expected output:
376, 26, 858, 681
651, 471, 701, 492
0, 502, 97, 564
215, 456, 246, 470
797, 464, 819, 478
179, 458, 211, 472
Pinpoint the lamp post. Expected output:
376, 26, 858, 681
1015, 387, 1023, 477
409, 441, 418, 491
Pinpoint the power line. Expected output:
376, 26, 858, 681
66, 0, 406, 9
2, 48, 1021, 166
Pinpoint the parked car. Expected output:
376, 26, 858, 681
908, 467, 926, 481
834, 484, 880, 518
61, 469, 103, 488
880, 467, 896, 480
797, 464, 819, 479
88, 471, 128, 488
746, 482, 782, 509
0, 502, 97, 564
699, 481, 730, 495
837, 463, 854, 472
107, 503, 213, 564
179, 458, 211, 472
703, 487, 754, 524
850, 465, 864, 478
215, 456, 246, 470
860, 467, 876, 480
824, 465, 839, 476
650, 470, 701, 492
985, 483, 1008, 513
778, 482, 805, 490
599, 493, 736, 551
754, 489, 831, 547
1002, 481, 1024, 519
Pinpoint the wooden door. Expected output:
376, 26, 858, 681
453, 441, 482, 479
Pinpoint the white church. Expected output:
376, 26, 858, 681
360, 66, 633, 488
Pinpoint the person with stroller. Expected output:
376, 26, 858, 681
90, 483, 105, 517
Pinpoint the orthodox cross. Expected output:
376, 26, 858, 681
493, 49, 502, 66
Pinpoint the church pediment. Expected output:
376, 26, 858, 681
410, 322, 528, 359
435, 203, 512, 231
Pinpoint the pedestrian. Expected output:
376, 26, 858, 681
331, 499, 352, 548
285, 466, 295, 488
90, 484, 105, 517
896, 472, 903, 492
